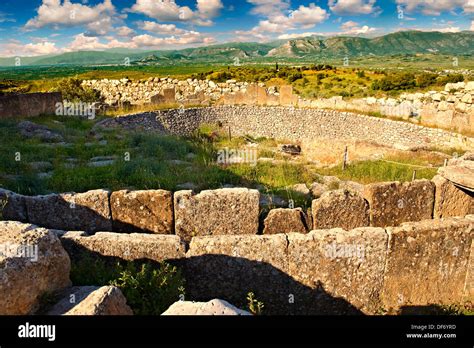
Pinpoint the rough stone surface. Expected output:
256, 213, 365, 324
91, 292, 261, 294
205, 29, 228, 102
60, 231, 185, 262
433, 175, 474, 219
263, 208, 308, 234
162, 299, 251, 315
110, 190, 173, 234
312, 190, 369, 231
439, 161, 474, 190
0, 189, 28, 222
363, 180, 435, 227
0, 221, 71, 314
17, 121, 64, 142
287, 227, 388, 314
309, 182, 328, 199
185, 234, 289, 314
381, 217, 473, 312
25, 189, 112, 233
47, 286, 133, 315
174, 188, 259, 241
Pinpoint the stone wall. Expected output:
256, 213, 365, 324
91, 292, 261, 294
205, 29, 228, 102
1, 175, 473, 236
152, 106, 472, 150
0, 92, 62, 118
57, 216, 473, 314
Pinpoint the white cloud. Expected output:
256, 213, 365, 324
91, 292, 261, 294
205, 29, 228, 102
25, 0, 116, 29
329, 0, 379, 15
116, 26, 136, 37
340, 20, 377, 35
247, 0, 290, 16
130, 0, 223, 26
437, 26, 461, 33
137, 21, 186, 35
289, 4, 329, 29
0, 40, 59, 57
277, 32, 320, 40
396, 0, 474, 15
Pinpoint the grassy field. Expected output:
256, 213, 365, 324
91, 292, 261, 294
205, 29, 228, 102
0, 115, 451, 212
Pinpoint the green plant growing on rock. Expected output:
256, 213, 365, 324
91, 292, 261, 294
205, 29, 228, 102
247, 292, 264, 315
0, 196, 8, 220
56, 77, 103, 103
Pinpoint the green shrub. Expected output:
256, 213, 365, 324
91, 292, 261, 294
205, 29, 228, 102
71, 254, 185, 315
56, 77, 102, 102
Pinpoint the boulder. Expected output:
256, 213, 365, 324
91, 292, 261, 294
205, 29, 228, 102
47, 286, 133, 315
263, 208, 308, 234
363, 180, 435, 227
0, 189, 28, 222
309, 182, 328, 199
312, 190, 369, 230
438, 161, 474, 190
110, 190, 173, 234
162, 299, 251, 315
25, 189, 112, 233
174, 188, 259, 241
17, 121, 64, 142
0, 221, 71, 314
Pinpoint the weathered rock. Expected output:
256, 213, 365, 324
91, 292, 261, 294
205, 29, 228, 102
110, 190, 173, 234
309, 182, 328, 199
339, 181, 365, 193
312, 190, 369, 230
162, 299, 251, 315
25, 189, 112, 233
381, 217, 473, 312
263, 208, 308, 234
60, 232, 185, 262
290, 184, 310, 198
174, 188, 259, 241
0, 221, 71, 314
288, 227, 388, 314
185, 234, 288, 314
0, 189, 28, 222
363, 180, 435, 227
17, 121, 64, 142
47, 286, 133, 315
439, 161, 474, 190
433, 175, 474, 218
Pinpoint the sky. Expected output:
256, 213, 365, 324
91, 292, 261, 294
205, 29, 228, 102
0, 0, 474, 57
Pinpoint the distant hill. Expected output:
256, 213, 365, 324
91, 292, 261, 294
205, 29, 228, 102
1, 31, 473, 67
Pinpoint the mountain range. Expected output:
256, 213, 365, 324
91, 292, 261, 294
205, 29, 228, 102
1, 31, 473, 67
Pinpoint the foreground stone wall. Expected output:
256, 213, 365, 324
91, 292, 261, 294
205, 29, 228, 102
1, 176, 473, 236
0, 92, 62, 118
57, 216, 474, 315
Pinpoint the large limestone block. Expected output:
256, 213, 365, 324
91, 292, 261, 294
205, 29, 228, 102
25, 189, 112, 233
263, 208, 308, 234
439, 161, 474, 190
0, 189, 28, 222
0, 221, 71, 314
363, 180, 435, 227
287, 227, 388, 314
381, 218, 473, 312
312, 190, 369, 231
110, 190, 173, 234
47, 286, 133, 315
174, 188, 259, 241
162, 299, 251, 315
185, 234, 289, 314
433, 175, 474, 218
60, 232, 185, 262
279, 85, 294, 106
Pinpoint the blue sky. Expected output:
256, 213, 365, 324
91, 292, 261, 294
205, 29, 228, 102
0, 0, 473, 57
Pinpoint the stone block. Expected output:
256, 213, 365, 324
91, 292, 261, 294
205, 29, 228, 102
110, 190, 173, 234
279, 85, 293, 106
174, 188, 259, 241
433, 175, 474, 218
312, 190, 369, 230
162, 299, 251, 315
363, 180, 435, 227
381, 217, 473, 312
263, 208, 308, 234
0, 189, 28, 222
25, 189, 112, 233
287, 227, 388, 314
